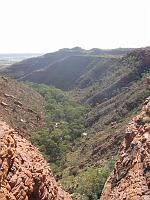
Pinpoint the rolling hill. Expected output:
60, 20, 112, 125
0, 47, 133, 90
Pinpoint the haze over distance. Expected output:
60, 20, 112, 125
0, 0, 149, 53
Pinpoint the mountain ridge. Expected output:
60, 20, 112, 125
0, 47, 134, 90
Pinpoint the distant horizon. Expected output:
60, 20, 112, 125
0, 0, 149, 53
0, 45, 149, 55
0, 53, 42, 55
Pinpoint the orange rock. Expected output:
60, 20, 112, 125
100, 98, 150, 200
0, 121, 72, 200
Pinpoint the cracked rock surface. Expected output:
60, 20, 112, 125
100, 97, 150, 200
0, 121, 72, 200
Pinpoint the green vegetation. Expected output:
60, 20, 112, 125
28, 83, 117, 199
24, 48, 150, 199
29, 83, 89, 166
60, 157, 117, 200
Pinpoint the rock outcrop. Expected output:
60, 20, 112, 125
0, 121, 72, 200
100, 97, 150, 199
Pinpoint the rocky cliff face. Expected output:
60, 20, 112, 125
100, 97, 150, 200
0, 121, 72, 200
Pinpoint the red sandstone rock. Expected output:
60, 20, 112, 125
0, 121, 72, 200
100, 99, 150, 200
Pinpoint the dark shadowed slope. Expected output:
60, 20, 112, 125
21, 55, 98, 90
0, 47, 133, 90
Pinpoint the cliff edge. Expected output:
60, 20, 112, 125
100, 97, 150, 199
0, 121, 72, 200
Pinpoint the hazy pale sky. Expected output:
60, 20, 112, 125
0, 0, 149, 53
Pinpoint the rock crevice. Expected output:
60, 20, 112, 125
100, 98, 150, 200
0, 121, 71, 200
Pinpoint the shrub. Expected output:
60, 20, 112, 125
29, 83, 89, 168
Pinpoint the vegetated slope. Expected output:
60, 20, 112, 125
2, 47, 150, 199
0, 76, 45, 135
27, 83, 89, 170
23, 56, 98, 90
0, 121, 72, 200
0, 48, 88, 80
57, 48, 150, 199
64, 48, 150, 154
29, 83, 117, 200
47, 48, 150, 199
100, 97, 150, 200
84, 48, 150, 124
0, 47, 133, 90
63, 48, 150, 167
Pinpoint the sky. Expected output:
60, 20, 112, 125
0, 0, 149, 53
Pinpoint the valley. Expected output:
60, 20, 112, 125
0, 47, 150, 199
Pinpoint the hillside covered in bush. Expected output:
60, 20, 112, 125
28, 83, 89, 168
